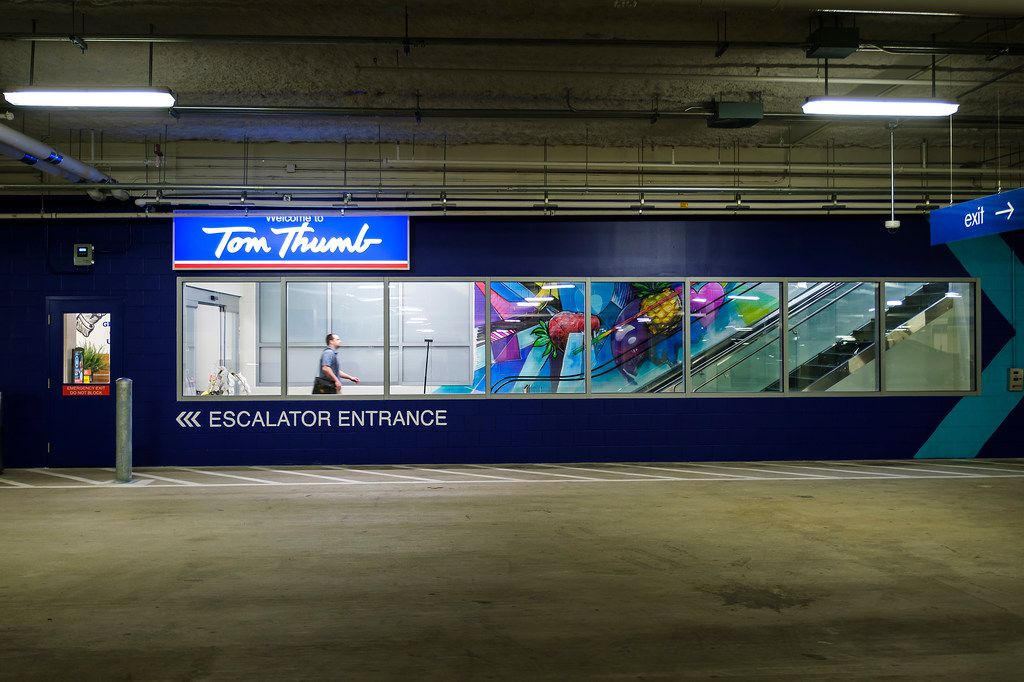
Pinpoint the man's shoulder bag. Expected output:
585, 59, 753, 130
312, 376, 335, 395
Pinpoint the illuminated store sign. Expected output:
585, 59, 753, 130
173, 212, 410, 269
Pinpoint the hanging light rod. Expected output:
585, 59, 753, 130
802, 97, 959, 117
2, 86, 175, 108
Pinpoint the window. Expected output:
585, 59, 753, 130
591, 281, 684, 393
388, 281, 486, 394
489, 281, 586, 394
285, 281, 385, 395
179, 277, 978, 399
787, 282, 878, 392
690, 281, 782, 393
63, 313, 111, 385
182, 282, 278, 396
883, 281, 975, 391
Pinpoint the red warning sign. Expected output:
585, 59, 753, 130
62, 384, 111, 397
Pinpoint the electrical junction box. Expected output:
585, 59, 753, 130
1009, 368, 1024, 392
73, 243, 94, 266
707, 101, 764, 129
806, 27, 861, 59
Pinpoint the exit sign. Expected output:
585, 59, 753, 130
930, 188, 1023, 245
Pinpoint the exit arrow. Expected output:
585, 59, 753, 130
995, 202, 1014, 220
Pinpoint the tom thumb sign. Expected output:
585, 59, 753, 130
173, 212, 410, 270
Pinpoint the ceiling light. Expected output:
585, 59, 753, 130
539, 283, 575, 290
525, 296, 554, 302
3, 86, 176, 108
802, 97, 959, 117
727, 294, 759, 301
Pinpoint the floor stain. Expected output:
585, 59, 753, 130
707, 583, 814, 612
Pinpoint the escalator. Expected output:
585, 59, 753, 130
594, 281, 959, 394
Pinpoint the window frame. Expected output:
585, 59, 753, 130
176, 276, 982, 401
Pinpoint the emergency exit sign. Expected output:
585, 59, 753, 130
930, 188, 1023, 245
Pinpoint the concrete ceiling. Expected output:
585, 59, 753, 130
1, 0, 1023, 151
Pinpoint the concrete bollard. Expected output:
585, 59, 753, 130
115, 378, 132, 483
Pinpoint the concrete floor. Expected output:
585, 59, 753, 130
2, 463, 1023, 680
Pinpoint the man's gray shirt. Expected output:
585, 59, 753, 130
319, 347, 339, 379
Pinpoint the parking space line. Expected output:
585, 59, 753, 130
790, 463, 902, 477
0, 476, 33, 487
608, 463, 756, 479
29, 469, 110, 485
842, 462, 979, 477
250, 466, 361, 483
176, 467, 279, 484
326, 466, 442, 482
688, 462, 830, 479
101, 468, 200, 486
909, 461, 1024, 474
807, 462, 909, 477
409, 467, 519, 481
544, 464, 677, 480
482, 465, 605, 481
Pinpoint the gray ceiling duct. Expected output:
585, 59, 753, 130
0, 122, 115, 186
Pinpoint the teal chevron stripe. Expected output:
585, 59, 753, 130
916, 235, 1022, 458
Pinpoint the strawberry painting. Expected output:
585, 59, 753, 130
531, 311, 599, 392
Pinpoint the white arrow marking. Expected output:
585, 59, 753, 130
995, 202, 1014, 220
176, 411, 202, 427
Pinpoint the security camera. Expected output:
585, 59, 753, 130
885, 219, 901, 233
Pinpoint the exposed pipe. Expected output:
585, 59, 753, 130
167, 105, 1024, 129
0, 181, 989, 198
356, 64, 1015, 88
0, 122, 114, 184
2, 32, 1023, 56
0, 141, 83, 182
3, 156, 1000, 179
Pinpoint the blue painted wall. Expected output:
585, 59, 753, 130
0, 205, 1020, 467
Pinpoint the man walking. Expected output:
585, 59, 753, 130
319, 333, 360, 394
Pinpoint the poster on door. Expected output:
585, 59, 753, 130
62, 313, 112, 395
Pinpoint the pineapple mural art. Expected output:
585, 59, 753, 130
634, 282, 682, 335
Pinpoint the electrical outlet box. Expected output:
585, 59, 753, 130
1009, 368, 1024, 392
73, 243, 94, 266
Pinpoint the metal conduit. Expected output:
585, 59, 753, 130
0, 182, 990, 197
165, 106, 1024, 128
2, 32, 1023, 56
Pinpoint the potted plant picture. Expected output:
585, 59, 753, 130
81, 343, 110, 384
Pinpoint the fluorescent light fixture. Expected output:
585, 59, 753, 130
815, 9, 963, 16
637, 316, 652, 323
802, 97, 959, 118
539, 283, 575, 290
525, 296, 555, 302
944, 292, 962, 298
886, 300, 903, 306
727, 294, 759, 301
796, 282, 809, 289
3, 86, 176, 108
692, 297, 707, 303
515, 301, 538, 307
505, 318, 521, 323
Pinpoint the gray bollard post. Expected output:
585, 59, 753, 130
115, 378, 132, 483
